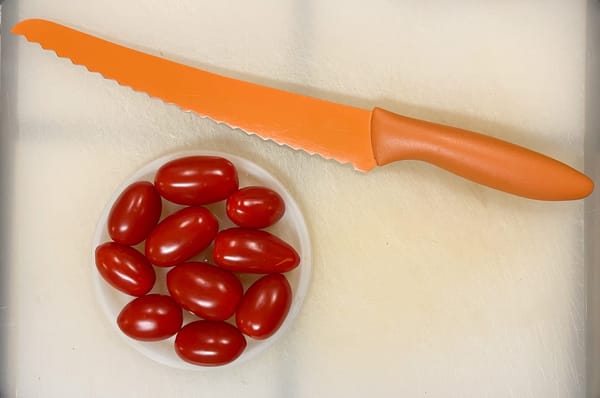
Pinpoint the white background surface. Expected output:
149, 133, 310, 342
1, 0, 590, 397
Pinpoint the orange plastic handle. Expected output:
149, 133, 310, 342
371, 107, 593, 200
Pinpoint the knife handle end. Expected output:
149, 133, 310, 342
370, 107, 594, 201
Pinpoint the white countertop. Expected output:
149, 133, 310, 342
2, 1, 590, 397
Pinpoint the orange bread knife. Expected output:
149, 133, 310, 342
12, 19, 593, 200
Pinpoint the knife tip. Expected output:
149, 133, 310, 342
11, 18, 50, 35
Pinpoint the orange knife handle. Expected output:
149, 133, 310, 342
370, 107, 593, 200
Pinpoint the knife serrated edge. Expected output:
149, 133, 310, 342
14, 23, 376, 171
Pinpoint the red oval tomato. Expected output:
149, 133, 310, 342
226, 186, 285, 228
213, 228, 300, 273
175, 321, 246, 366
95, 242, 156, 296
167, 262, 243, 321
145, 207, 219, 267
117, 294, 183, 341
236, 274, 292, 340
108, 181, 162, 245
154, 156, 238, 205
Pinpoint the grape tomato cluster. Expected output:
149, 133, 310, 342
94, 156, 300, 367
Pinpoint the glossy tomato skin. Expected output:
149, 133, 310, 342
167, 262, 243, 321
108, 181, 162, 245
117, 294, 183, 341
154, 156, 238, 205
145, 207, 218, 267
95, 242, 156, 296
213, 228, 300, 273
175, 321, 246, 366
226, 186, 285, 228
236, 274, 292, 340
